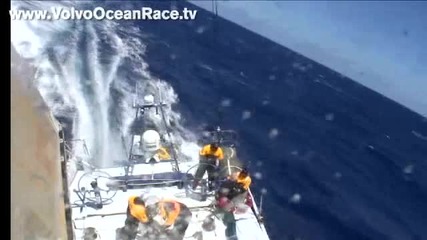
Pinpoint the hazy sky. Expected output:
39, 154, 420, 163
191, 1, 427, 117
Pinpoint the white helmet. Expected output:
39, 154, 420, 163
142, 130, 160, 152
143, 94, 155, 105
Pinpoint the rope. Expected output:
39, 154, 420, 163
226, 148, 235, 175
74, 205, 216, 220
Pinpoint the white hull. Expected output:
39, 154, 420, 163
67, 95, 270, 240
69, 161, 269, 240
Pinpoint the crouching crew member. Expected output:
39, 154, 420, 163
216, 168, 254, 213
116, 196, 151, 240
117, 197, 192, 240
146, 199, 192, 240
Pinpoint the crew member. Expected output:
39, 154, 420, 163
157, 146, 171, 161
230, 168, 252, 191
146, 199, 192, 240
231, 168, 254, 209
116, 196, 151, 240
215, 179, 243, 213
192, 142, 224, 191
216, 168, 254, 213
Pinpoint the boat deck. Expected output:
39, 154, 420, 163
69, 152, 269, 240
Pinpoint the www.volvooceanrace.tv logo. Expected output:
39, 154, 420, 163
10, 6, 198, 21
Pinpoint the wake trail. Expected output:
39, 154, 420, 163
11, 1, 200, 167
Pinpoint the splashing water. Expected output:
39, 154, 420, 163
11, 1, 199, 167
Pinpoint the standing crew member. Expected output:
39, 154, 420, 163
192, 142, 224, 191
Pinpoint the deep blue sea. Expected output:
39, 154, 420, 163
79, 1, 427, 239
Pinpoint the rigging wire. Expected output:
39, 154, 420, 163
210, 0, 224, 128
157, 82, 180, 172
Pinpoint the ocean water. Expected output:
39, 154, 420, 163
128, 2, 427, 240
12, 1, 427, 240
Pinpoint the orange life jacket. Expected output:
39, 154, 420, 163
158, 147, 171, 160
229, 171, 252, 190
158, 200, 181, 226
128, 196, 149, 223
199, 144, 224, 160
236, 175, 252, 190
